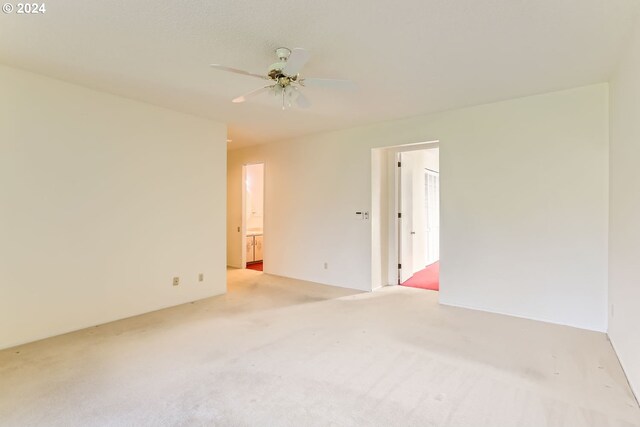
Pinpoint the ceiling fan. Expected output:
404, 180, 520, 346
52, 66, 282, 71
210, 47, 356, 110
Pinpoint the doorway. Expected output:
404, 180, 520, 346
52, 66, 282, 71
243, 163, 264, 271
397, 148, 440, 291
370, 141, 439, 291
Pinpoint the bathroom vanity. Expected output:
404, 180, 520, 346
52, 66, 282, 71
246, 232, 263, 263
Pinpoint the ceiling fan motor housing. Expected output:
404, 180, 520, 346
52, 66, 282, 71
269, 69, 296, 85
268, 62, 286, 76
268, 47, 299, 84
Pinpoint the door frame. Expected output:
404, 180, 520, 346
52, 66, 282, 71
241, 162, 265, 269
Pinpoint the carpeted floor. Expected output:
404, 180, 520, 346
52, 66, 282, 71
402, 261, 439, 291
246, 261, 263, 271
0, 268, 638, 426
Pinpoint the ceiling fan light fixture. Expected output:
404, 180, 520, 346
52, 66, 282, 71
210, 47, 356, 110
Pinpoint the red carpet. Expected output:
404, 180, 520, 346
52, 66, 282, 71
401, 262, 439, 291
246, 262, 263, 271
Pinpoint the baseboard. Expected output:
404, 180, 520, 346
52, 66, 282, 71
264, 272, 371, 293
439, 299, 606, 333
0, 290, 226, 351
608, 334, 640, 406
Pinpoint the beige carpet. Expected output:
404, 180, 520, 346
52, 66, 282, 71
0, 268, 638, 426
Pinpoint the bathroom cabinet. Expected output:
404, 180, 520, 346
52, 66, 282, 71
246, 234, 263, 263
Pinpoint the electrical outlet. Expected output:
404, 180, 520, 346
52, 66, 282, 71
198, 273, 204, 282
324, 262, 328, 270
173, 277, 179, 286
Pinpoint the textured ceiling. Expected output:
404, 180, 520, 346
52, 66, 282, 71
1, 0, 638, 148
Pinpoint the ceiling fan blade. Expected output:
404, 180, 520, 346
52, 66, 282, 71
210, 64, 266, 80
282, 48, 311, 76
232, 85, 274, 103
301, 78, 357, 90
295, 90, 311, 109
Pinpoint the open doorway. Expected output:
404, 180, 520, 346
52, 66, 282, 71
397, 149, 440, 291
370, 141, 439, 291
243, 163, 264, 271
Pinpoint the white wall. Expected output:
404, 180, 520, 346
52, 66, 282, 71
0, 65, 227, 349
609, 20, 640, 398
228, 84, 609, 331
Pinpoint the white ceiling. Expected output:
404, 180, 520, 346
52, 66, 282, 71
1, 0, 638, 148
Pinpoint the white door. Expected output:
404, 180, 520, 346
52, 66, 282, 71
254, 235, 263, 261
399, 152, 414, 283
411, 157, 428, 273
425, 170, 440, 265
246, 236, 254, 263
